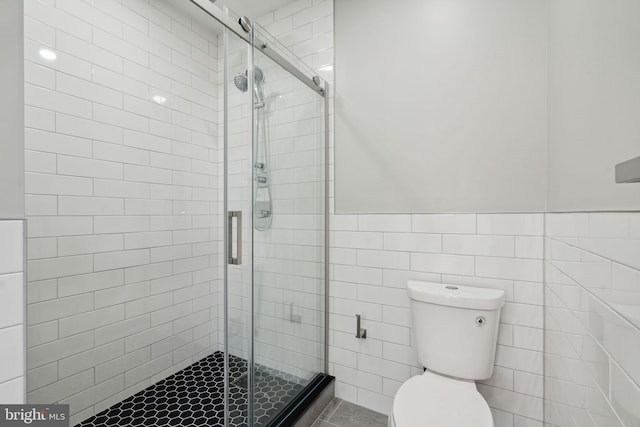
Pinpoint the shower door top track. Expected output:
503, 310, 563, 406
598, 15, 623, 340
189, 0, 326, 97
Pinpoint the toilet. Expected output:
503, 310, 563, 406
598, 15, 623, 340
389, 281, 506, 427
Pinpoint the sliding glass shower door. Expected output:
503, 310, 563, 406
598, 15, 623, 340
249, 27, 327, 425
222, 17, 327, 427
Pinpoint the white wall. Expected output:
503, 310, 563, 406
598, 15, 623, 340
23, 1, 219, 424
0, 0, 25, 218
0, 221, 25, 404
547, 0, 640, 211
545, 213, 640, 426
334, 0, 548, 214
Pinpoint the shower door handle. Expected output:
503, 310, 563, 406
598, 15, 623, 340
228, 211, 242, 265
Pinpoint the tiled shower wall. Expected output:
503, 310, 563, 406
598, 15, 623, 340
263, 0, 546, 425
544, 212, 640, 427
0, 220, 25, 404
23, 1, 219, 424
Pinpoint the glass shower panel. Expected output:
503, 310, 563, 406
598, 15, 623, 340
250, 39, 327, 425
223, 26, 253, 427
221, 10, 327, 427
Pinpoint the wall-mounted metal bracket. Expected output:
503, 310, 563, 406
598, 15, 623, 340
355, 314, 367, 339
238, 16, 252, 33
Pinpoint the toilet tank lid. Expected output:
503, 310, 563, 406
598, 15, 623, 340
408, 281, 505, 310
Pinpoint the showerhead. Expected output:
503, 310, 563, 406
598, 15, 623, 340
233, 73, 248, 92
253, 67, 264, 85
233, 67, 265, 107
233, 67, 264, 93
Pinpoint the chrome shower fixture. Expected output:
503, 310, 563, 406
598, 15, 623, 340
233, 67, 265, 107
233, 67, 264, 91
233, 73, 248, 93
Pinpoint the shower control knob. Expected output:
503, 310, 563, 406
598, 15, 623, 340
255, 162, 264, 170
258, 210, 271, 218
256, 176, 267, 184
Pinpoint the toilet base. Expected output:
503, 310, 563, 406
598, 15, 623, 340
389, 371, 493, 427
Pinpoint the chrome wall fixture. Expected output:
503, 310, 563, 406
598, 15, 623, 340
355, 314, 367, 339
233, 66, 273, 230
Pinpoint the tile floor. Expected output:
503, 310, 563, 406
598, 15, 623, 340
76, 351, 306, 427
312, 398, 388, 427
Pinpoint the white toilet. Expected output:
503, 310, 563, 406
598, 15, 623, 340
389, 281, 506, 427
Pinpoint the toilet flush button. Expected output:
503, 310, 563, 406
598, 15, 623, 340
475, 316, 486, 327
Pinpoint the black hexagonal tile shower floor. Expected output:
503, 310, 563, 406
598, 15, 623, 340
75, 351, 305, 427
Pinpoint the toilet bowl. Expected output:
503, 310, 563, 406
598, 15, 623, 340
388, 371, 493, 427
389, 281, 505, 427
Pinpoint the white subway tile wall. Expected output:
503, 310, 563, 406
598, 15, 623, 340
24, 1, 219, 424
262, 0, 545, 425
544, 212, 640, 427
0, 220, 25, 404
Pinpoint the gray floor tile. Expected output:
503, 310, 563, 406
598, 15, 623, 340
328, 401, 388, 427
311, 421, 337, 427
318, 398, 343, 420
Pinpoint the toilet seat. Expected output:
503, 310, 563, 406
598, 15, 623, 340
391, 371, 493, 427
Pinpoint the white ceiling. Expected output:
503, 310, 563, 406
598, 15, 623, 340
214, 0, 298, 19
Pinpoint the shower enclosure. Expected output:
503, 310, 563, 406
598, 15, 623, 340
217, 3, 330, 425
23, 0, 328, 425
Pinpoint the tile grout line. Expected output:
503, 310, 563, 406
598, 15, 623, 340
321, 398, 342, 423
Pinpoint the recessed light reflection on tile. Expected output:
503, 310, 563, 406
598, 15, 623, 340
317, 64, 333, 80
152, 95, 168, 105
38, 48, 57, 61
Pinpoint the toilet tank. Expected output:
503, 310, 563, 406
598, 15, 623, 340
408, 281, 505, 380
